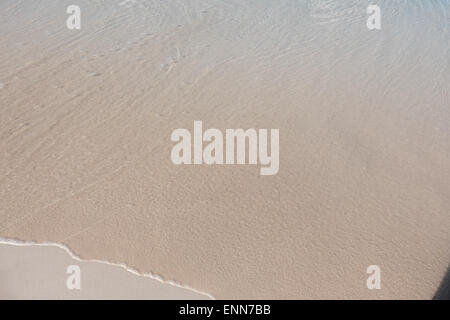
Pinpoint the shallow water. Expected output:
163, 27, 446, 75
0, 0, 449, 299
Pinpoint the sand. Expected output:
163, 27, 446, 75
0, 240, 210, 299
0, 0, 449, 299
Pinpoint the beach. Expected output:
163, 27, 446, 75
1, 0, 449, 299
0, 240, 210, 299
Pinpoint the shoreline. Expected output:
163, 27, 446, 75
0, 238, 212, 300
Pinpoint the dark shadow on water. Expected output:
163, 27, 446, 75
434, 265, 450, 300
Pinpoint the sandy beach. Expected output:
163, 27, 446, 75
0, 240, 210, 299
1, 0, 449, 299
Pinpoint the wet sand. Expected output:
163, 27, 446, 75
1, 0, 449, 299
0, 241, 210, 299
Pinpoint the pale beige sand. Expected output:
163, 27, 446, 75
0, 241, 210, 299
0, 0, 449, 299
